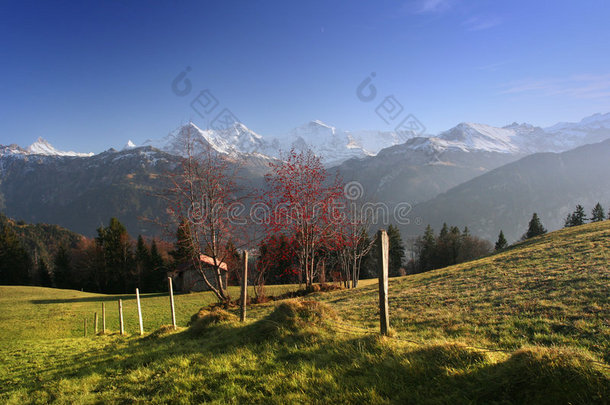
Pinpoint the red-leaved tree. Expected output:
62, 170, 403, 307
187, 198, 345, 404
261, 148, 345, 287
253, 234, 298, 299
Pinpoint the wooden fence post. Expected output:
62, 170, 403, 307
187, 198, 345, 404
136, 288, 144, 336
240, 251, 248, 322
377, 229, 390, 336
94, 312, 98, 335
168, 277, 176, 330
119, 299, 124, 336
84, 318, 87, 337
102, 302, 106, 334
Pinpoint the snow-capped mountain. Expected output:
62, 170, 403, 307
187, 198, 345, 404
2, 112, 610, 238
142, 120, 407, 166
544, 112, 610, 146
141, 113, 610, 166
123, 140, 137, 150
142, 122, 269, 157
332, 112, 610, 207
0, 138, 93, 158
278, 120, 374, 166
390, 113, 610, 158
26, 137, 93, 157
3, 112, 610, 166
0, 144, 29, 157
430, 123, 521, 154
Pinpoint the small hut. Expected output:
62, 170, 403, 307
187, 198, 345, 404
172, 254, 228, 293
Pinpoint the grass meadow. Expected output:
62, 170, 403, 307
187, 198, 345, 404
1, 221, 609, 403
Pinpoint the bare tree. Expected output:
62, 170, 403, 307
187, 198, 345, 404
337, 200, 375, 288
159, 126, 245, 302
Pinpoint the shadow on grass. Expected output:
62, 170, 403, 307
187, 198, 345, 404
9, 303, 608, 404
30, 292, 169, 304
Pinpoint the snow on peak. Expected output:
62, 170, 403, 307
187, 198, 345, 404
0, 144, 29, 158
278, 121, 376, 165
402, 120, 568, 156
26, 137, 93, 157
310, 120, 335, 129
405, 115, 610, 156
142, 120, 397, 166
143, 122, 266, 157
4, 112, 609, 166
436, 122, 520, 153
123, 140, 137, 150
546, 112, 610, 133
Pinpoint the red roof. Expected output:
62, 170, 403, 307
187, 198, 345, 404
199, 254, 228, 271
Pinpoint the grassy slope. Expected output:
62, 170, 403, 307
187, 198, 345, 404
0, 221, 609, 404
0, 284, 299, 341
319, 221, 609, 360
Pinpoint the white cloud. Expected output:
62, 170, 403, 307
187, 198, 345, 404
501, 73, 610, 99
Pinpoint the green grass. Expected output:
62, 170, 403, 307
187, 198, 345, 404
1, 221, 609, 403
317, 222, 610, 362
0, 284, 298, 341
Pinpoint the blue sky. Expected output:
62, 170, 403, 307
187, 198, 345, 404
1, 0, 609, 152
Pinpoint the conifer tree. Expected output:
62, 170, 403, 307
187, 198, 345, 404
387, 225, 405, 277
170, 218, 196, 268
415, 225, 436, 272
416, 223, 492, 273
96, 217, 133, 293
434, 223, 451, 268
571, 205, 587, 226
564, 213, 574, 228
144, 239, 165, 292
0, 224, 31, 285
448, 226, 462, 265
134, 235, 149, 288
591, 203, 605, 222
524, 213, 547, 239
495, 230, 508, 251
53, 245, 72, 289
38, 259, 52, 287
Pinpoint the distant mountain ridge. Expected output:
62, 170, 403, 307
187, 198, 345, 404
140, 121, 405, 167
0, 145, 269, 237
1, 112, 610, 239
4, 112, 610, 166
0, 137, 94, 157
406, 138, 610, 242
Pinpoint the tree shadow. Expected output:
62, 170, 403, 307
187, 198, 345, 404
30, 292, 168, 304
7, 312, 608, 403
7, 296, 610, 404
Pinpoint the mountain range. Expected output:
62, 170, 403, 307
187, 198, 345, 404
5, 112, 610, 164
138, 112, 610, 165
408, 138, 610, 242
1, 112, 609, 241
